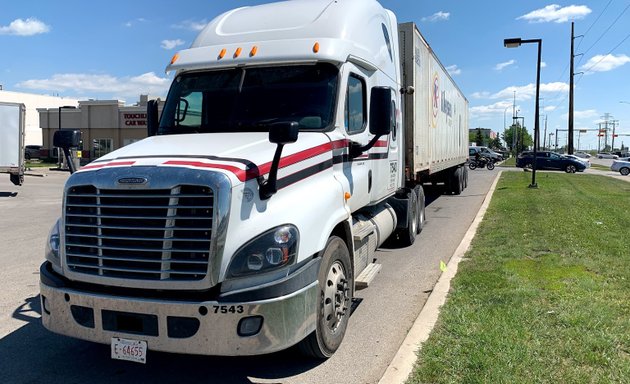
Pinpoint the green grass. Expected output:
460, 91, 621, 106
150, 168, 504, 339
408, 172, 630, 384
499, 157, 516, 167
590, 164, 610, 172
25, 160, 60, 168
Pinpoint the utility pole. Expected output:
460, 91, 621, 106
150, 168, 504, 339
611, 120, 619, 152
543, 115, 548, 150
568, 22, 575, 154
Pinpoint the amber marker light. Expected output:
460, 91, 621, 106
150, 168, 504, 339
313, 42, 320, 53
250, 46, 258, 57
234, 47, 242, 58
218, 48, 227, 59
170, 53, 180, 65
344, 192, 351, 201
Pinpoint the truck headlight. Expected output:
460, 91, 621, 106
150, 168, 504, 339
227, 225, 299, 278
45, 219, 61, 267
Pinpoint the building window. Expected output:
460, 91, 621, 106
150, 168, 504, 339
94, 138, 113, 158
345, 74, 366, 134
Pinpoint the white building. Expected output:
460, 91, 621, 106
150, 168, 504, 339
0, 90, 79, 145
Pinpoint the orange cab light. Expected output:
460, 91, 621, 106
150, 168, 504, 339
250, 46, 258, 57
170, 53, 180, 65
344, 192, 351, 201
313, 42, 320, 53
218, 48, 227, 59
234, 47, 242, 58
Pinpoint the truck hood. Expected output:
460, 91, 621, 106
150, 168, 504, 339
78, 132, 341, 186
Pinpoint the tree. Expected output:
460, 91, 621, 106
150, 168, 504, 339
503, 124, 532, 153
475, 128, 484, 146
488, 137, 502, 150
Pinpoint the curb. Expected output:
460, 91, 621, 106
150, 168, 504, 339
378, 171, 503, 384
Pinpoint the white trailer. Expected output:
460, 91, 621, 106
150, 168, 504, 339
41, 0, 469, 362
0, 102, 26, 186
399, 22, 469, 193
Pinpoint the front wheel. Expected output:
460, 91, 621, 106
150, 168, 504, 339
620, 167, 630, 176
486, 162, 495, 170
565, 164, 577, 173
298, 236, 353, 359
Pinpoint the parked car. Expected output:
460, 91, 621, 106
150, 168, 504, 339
597, 152, 619, 159
574, 151, 591, 159
24, 145, 43, 160
469, 146, 503, 162
563, 154, 590, 168
611, 159, 630, 176
516, 151, 587, 173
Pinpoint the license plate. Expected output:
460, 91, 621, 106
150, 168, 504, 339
111, 337, 147, 364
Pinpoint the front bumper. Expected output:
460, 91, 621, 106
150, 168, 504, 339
40, 262, 318, 356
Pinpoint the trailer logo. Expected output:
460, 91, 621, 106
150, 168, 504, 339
431, 72, 440, 128
117, 177, 148, 185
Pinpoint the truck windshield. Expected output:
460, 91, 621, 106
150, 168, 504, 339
159, 63, 338, 134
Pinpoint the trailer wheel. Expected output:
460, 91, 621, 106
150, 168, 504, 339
414, 185, 425, 234
451, 168, 462, 195
463, 167, 468, 188
298, 236, 353, 359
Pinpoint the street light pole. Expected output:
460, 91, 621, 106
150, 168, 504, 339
504, 37, 542, 188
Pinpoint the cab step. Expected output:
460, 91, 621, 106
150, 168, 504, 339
355, 263, 382, 289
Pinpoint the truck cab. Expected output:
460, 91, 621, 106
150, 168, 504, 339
41, 0, 415, 360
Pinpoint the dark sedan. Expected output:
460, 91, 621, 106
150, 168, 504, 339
516, 151, 587, 173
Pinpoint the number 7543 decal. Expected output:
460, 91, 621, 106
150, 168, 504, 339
213, 305, 244, 314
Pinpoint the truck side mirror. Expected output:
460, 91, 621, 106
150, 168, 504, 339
147, 99, 159, 137
53, 130, 82, 174
369, 87, 393, 136
269, 121, 299, 145
53, 130, 82, 149
260, 122, 299, 200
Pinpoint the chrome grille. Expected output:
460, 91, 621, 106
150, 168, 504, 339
64, 184, 213, 281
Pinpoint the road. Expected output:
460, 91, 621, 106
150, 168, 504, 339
0, 166, 497, 384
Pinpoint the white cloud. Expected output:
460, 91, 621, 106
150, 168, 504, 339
574, 109, 599, 119
161, 39, 185, 50
471, 91, 491, 99
17, 72, 171, 101
490, 82, 569, 100
560, 109, 599, 121
517, 4, 592, 23
541, 61, 547, 68
0, 17, 50, 36
124, 18, 147, 28
445, 65, 461, 76
494, 60, 516, 71
543, 105, 557, 112
422, 11, 450, 22
469, 100, 514, 117
580, 54, 630, 73
172, 19, 209, 31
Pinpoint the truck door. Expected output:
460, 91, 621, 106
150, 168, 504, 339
340, 71, 371, 212
369, 91, 400, 202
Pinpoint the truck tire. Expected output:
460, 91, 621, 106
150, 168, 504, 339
452, 167, 462, 195
298, 236, 353, 359
463, 167, 468, 188
414, 185, 425, 234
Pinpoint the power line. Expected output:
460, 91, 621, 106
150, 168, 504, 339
575, 0, 613, 52
579, 3, 630, 63
577, 31, 630, 80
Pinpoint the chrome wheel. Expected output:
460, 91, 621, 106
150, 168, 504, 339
323, 261, 350, 332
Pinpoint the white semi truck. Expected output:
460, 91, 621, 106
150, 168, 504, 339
0, 102, 26, 186
41, 0, 468, 361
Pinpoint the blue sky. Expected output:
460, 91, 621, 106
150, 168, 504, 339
2, 0, 629, 151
